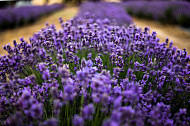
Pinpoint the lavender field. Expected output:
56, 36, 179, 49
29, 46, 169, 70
0, 4, 64, 31
122, 1, 190, 27
0, 1, 190, 126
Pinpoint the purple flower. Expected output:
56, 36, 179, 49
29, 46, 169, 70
81, 103, 95, 120
86, 60, 93, 67
51, 64, 57, 71
73, 115, 84, 126
42, 70, 50, 81
53, 99, 63, 115
76, 68, 89, 81
30, 103, 43, 119
113, 96, 122, 109
110, 110, 122, 123
37, 62, 47, 73
103, 119, 119, 126
58, 66, 70, 79
41, 118, 58, 126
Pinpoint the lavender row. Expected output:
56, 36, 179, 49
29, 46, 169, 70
73, 2, 132, 26
121, 1, 190, 27
0, 4, 64, 31
0, 16, 189, 125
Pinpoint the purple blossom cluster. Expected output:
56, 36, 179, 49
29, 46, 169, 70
0, 4, 64, 31
122, 1, 190, 27
0, 3, 190, 126
74, 2, 132, 26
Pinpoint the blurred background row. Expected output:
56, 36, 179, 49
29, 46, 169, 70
1, 0, 98, 8
1, 0, 190, 8
0, 0, 190, 55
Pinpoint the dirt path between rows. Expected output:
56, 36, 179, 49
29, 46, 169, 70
133, 17, 190, 55
0, 6, 78, 55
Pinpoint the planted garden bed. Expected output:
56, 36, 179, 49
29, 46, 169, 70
0, 2, 189, 126
122, 1, 190, 27
74, 2, 132, 25
0, 4, 64, 31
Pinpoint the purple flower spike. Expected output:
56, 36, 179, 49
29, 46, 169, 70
81, 103, 95, 120
73, 115, 84, 126
30, 103, 43, 119
58, 66, 70, 79
41, 118, 58, 126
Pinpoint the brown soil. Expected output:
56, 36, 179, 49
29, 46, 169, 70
133, 17, 190, 55
0, 6, 78, 55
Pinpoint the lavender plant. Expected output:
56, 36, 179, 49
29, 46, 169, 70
0, 3, 190, 126
122, 1, 190, 27
0, 4, 64, 31
74, 2, 132, 26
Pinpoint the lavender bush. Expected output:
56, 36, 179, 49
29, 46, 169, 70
0, 4, 64, 31
122, 1, 190, 27
74, 2, 132, 26
0, 2, 190, 126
